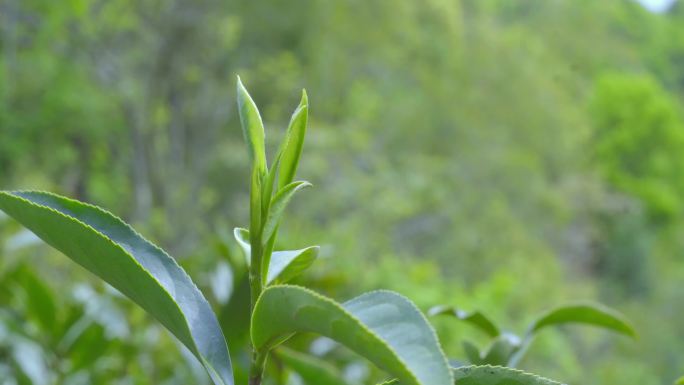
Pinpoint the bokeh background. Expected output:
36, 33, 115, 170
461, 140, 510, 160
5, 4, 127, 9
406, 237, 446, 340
1, 0, 684, 384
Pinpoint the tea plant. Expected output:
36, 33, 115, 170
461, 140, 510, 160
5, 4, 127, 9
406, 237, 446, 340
429, 302, 635, 367
0, 78, 579, 385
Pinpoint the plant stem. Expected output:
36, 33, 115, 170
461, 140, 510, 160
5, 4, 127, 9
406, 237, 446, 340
248, 349, 268, 385
249, 177, 266, 384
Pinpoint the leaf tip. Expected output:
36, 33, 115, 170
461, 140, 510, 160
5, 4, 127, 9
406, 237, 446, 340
300, 89, 309, 107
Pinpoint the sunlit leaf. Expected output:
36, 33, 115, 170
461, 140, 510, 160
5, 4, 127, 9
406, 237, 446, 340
236, 76, 266, 175
278, 90, 309, 190
267, 246, 319, 284
428, 306, 500, 338
0, 191, 233, 385
233, 228, 318, 284
251, 285, 452, 385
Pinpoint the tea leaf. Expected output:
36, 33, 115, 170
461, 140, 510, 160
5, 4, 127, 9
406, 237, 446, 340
251, 285, 452, 385
234, 228, 319, 284
452, 365, 565, 385
262, 181, 311, 242
266, 246, 319, 284
428, 306, 500, 338
375, 365, 564, 385
276, 347, 348, 385
462, 340, 483, 365
0, 191, 233, 385
278, 90, 309, 189
528, 302, 636, 337
479, 335, 519, 366
236, 76, 267, 175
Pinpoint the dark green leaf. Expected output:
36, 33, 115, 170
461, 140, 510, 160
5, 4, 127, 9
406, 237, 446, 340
428, 306, 500, 338
462, 340, 483, 365
479, 335, 519, 366
0, 191, 233, 385
251, 285, 452, 385
276, 347, 348, 385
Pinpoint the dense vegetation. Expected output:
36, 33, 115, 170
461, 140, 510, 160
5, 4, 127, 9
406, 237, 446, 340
1, 0, 684, 384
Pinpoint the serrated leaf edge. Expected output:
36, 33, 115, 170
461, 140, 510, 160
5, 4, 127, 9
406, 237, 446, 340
0, 190, 231, 385
252, 284, 453, 385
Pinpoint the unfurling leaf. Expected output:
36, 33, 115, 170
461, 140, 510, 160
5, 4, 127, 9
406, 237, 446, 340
266, 246, 319, 284
236, 76, 267, 175
262, 181, 311, 242
0, 191, 233, 385
428, 305, 500, 338
251, 285, 452, 385
278, 90, 309, 189
233, 228, 318, 284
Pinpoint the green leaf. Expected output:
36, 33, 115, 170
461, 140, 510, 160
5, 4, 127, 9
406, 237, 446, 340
262, 151, 283, 216
278, 90, 309, 190
428, 306, 500, 338
234, 227, 251, 259
381, 365, 564, 385
267, 246, 319, 284
236, 75, 267, 175
234, 228, 319, 284
452, 365, 565, 385
262, 181, 311, 242
528, 302, 636, 338
461, 341, 483, 365
276, 347, 349, 385
0, 191, 233, 385
251, 285, 452, 385
11, 265, 57, 332
479, 335, 519, 366
508, 302, 635, 367
675, 375, 684, 385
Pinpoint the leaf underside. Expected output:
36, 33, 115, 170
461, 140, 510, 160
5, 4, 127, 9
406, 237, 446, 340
0, 191, 233, 385
251, 285, 452, 385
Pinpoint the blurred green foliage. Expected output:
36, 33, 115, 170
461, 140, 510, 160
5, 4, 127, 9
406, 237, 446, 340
2, 0, 684, 384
